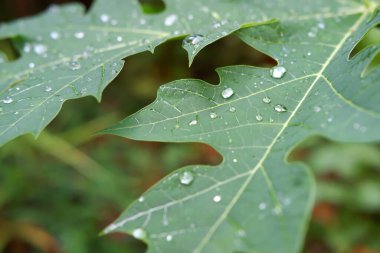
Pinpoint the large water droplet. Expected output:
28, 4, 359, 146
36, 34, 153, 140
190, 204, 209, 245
138, 196, 144, 203
28, 62, 35, 69
274, 104, 287, 113
132, 228, 147, 240
213, 195, 222, 203
182, 34, 204, 46
270, 66, 287, 79
256, 114, 263, 122
179, 171, 194, 185
262, 96, 271, 104
164, 14, 178, 26
221, 88, 234, 99
45, 86, 52, 92
3, 96, 13, 104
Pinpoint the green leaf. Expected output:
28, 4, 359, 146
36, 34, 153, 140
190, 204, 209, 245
0, 0, 363, 146
102, 3, 380, 253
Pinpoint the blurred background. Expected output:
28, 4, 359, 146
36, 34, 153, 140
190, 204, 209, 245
0, 1, 379, 253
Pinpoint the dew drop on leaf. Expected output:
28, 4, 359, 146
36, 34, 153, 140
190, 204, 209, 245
28, 62, 35, 68
262, 96, 271, 104
2, 96, 13, 104
45, 86, 52, 92
274, 104, 287, 113
179, 171, 194, 185
213, 195, 222, 203
182, 34, 204, 46
209, 112, 217, 119
33, 44, 47, 55
69, 61, 81, 70
256, 114, 263, 122
166, 234, 173, 242
229, 107, 236, 112
270, 66, 287, 79
221, 87, 234, 99
74, 31, 85, 39
100, 14, 110, 23
138, 196, 144, 202
164, 14, 178, 26
259, 202, 267, 210
132, 228, 147, 240
50, 31, 60, 40
188, 119, 198, 126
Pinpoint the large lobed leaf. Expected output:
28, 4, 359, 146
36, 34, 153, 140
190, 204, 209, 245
0, 0, 361, 145
103, 2, 380, 253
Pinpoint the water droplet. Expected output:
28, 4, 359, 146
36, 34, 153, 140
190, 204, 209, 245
69, 61, 81, 70
270, 66, 287, 79
259, 202, 267, 210
307, 31, 316, 38
238, 230, 246, 237
262, 96, 271, 104
307, 52, 312, 56
116, 36, 123, 42
233, 158, 237, 163
28, 62, 35, 68
100, 14, 110, 23
274, 104, 287, 113
132, 228, 147, 240
209, 112, 217, 119
166, 234, 173, 242
3, 96, 13, 104
74, 31, 85, 39
45, 86, 52, 92
182, 34, 204, 46
317, 21, 325, 29
189, 119, 198, 126
14, 111, 19, 115
164, 14, 178, 26
33, 44, 47, 55
256, 114, 263, 122
213, 195, 222, 203
50, 31, 60, 40
23, 43, 32, 53
179, 171, 194, 185
313, 106, 321, 112
229, 107, 236, 112
138, 196, 144, 202
221, 88, 234, 99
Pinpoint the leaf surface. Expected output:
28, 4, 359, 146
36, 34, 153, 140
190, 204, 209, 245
0, 0, 362, 145
103, 3, 380, 253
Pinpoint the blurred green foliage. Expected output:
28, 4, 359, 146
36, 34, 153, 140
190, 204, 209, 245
0, 1, 379, 253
